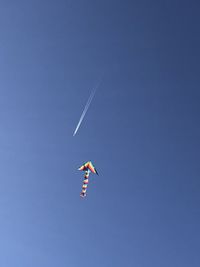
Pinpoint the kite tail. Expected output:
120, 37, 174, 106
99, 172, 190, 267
80, 172, 89, 198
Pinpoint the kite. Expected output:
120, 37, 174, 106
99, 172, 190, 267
79, 161, 98, 198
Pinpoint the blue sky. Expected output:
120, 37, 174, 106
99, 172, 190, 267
0, 1, 200, 266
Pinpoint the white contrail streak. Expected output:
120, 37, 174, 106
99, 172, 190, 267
73, 82, 100, 136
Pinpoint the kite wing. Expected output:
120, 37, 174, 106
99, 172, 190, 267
78, 161, 98, 174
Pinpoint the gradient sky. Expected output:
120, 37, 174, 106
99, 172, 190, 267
0, 1, 200, 266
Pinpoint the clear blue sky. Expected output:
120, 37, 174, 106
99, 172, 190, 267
0, 1, 200, 266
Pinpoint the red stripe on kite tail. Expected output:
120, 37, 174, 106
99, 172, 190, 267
84, 173, 89, 179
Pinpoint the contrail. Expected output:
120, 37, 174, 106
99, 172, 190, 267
73, 81, 101, 136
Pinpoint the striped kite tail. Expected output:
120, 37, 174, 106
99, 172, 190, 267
80, 172, 89, 198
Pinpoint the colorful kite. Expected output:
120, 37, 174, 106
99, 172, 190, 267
79, 161, 98, 198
